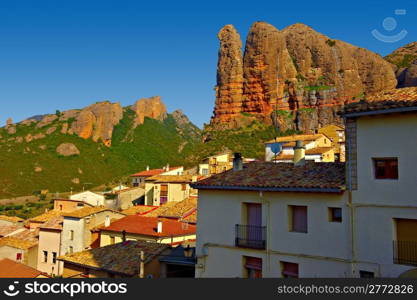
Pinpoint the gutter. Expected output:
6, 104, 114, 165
342, 106, 417, 118
191, 185, 343, 194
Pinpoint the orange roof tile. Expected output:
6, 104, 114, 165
0, 259, 43, 278
121, 205, 159, 216
62, 206, 122, 219
265, 134, 324, 144
193, 161, 345, 192
0, 236, 38, 250
146, 175, 197, 183
0, 225, 21, 237
100, 215, 196, 238
145, 198, 197, 219
130, 167, 182, 177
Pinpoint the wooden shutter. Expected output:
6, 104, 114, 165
292, 206, 307, 233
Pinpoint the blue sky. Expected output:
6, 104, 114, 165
1, 0, 416, 128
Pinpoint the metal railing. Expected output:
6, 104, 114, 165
393, 240, 417, 266
235, 224, 266, 249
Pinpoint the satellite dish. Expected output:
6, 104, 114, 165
270, 142, 282, 155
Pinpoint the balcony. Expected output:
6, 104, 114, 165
235, 224, 266, 250
393, 240, 417, 266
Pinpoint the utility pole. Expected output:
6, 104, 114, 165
139, 251, 145, 278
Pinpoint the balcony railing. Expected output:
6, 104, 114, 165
393, 240, 417, 266
235, 224, 266, 250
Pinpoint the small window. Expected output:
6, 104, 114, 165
16, 253, 22, 261
244, 256, 262, 278
69, 230, 74, 240
289, 205, 308, 233
181, 184, 187, 191
328, 207, 342, 222
360, 271, 374, 278
281, 261, 299, 278
68, 246, 73, 254
52, 252, 57, 264
373, 158, 398, 179
110, 236, 115, 245
43, 251, 48, 263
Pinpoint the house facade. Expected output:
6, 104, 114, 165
198, 151, 233, 176
131, 166, 184, 187
70, 191, 105, 207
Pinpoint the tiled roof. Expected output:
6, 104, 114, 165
265, 134, 324, 144
29, 210, 62, 223
0, 225, 21, 237
131, 167, 182, 177
9, 228, 39, 244
146, 175, 197, 183
341, 88, 417, 116
0, 215, 24, 223
40, 216, 63, 230
0, 236, 38, 250
121, 205, 159, 216
100, 215, 196, 238
58, 240, 169, 276
180, 209, 197, 224
0, 259, 43, 278
192, 161, 345, 192
62, 206, 121, 219
274, 147, 334, 161
145, 197, 197, 219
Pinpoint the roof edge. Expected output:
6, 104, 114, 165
341, 106, 417, 118
191, 184, 344, 193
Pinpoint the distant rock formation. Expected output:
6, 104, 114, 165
385, 42, 417, 88
70, 101, 123, 146
56, 143, 80, 156
210, 22, 397, 132
131, 96, 167, 127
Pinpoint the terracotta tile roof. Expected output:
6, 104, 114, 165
0, 225, 22, 237
0, 259, 43, 278
192, 161, 345, 192
58, 240, 169, 276
29, 210, 62, 223
131, 167, 182, 177
0, 215, 24, 223
146, 175, 197, 183
145, 198, 197, 219
62, 206, 122, 219
180, 209, 197, 224
100, 215, 196, 238
9, 228, 39, 244
121, 205, 159, 216
341, 88, 417, 116
265, 134, 324, 144
40, 216, 63, 230
0, 236, 38, 250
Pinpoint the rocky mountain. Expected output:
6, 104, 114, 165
210, 22, 397, 132
385, 42, 417, 88
0, 97, 201, 198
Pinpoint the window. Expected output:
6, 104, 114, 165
373, 158, 398, 179
110, 236, 115, 245
360, 271, 374, 278
43, 251, 48, 263
328, 207, 342, 222
181, 184, 187, 191
52, 252, 57, 264
281, 261, 299, 278
289, 205, 308, 233
244, 256, 262, 278
160, 184, 168, 204
69, 230, 74, 240
16, 253, 22, 261
202, 168, 208, 176
68, 246, 73, 254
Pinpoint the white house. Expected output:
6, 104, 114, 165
70, 191, 105, 207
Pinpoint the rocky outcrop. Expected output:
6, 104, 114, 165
212, 25, 244, 125
70, 101, 123, 146
172, 109, 201, 140
385, 42, 417, 88
56, 143, 80, 156
131, 96, 167, 127
210, 22, 397, 132
36, 115, 57, 128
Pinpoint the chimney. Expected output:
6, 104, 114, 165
233, 153, 243, 171
157, 220, 163, 233
146, 165, 149, 171
293, 140, 306, 166
105, 215, 110, 227
166, 164, 170, 171
122, 230, 127, 242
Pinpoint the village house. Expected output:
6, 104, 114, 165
27, 210, 63, 230
104, 187, 145, 209
58, 240, 170, 278
130, 165, 184, 187
0, 236, 39, 269
36, 216, 64, 276
341, 97, 417, 277
99, 215, 196, 247
0, 258, 48, 278
60, 206, 125, 255
192, 152, 349, 278
265, 133, 335, 163
70, 191, 105, 207
198, 151, 233, 176
317, 124, 346, 162
144, 175, 198, 206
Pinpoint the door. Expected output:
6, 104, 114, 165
246, 203, 262, 247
